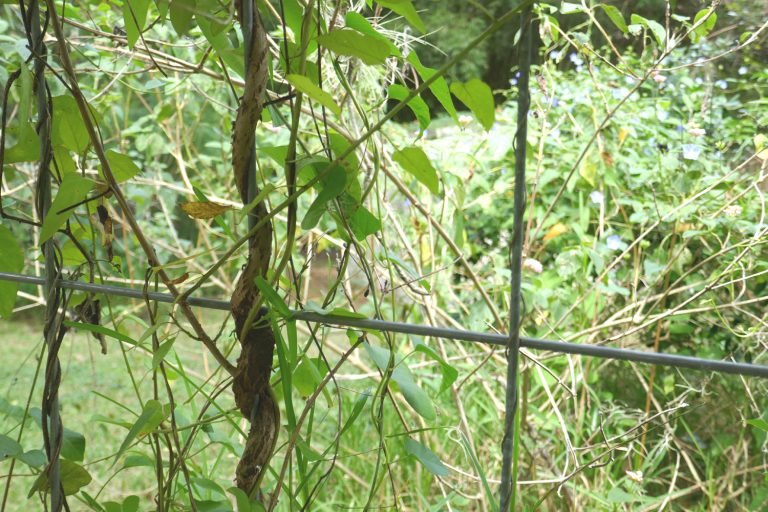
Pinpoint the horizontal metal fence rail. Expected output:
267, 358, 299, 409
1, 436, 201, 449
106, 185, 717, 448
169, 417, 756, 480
2, 271, 767, 378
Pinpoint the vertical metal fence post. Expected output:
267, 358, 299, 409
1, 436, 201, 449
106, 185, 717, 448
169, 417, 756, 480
499, 6, 533, 510
30, 1, 64, 509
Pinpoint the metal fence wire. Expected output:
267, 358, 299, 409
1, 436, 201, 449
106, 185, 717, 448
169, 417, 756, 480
2, 2, 768, 511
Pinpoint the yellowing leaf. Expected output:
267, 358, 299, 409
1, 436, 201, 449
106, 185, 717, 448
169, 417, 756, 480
579, 151, 598, 186
543, 223, 568, 242
755, 134, 768, 161
619, 127, 630, 145
180, 201, 232, 219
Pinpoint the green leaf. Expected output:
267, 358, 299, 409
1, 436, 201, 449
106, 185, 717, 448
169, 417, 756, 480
197, 17, 243, 77
123, 0, 150, 48
52, 95, 90, 153
364, 343, 436, 420
375, 0, 425, 33
39, 173, 93, 244
122, 495, 140, 512
630, 14, 666, 48
28, 459, 92, 497
407, 52, 457, 122
344, 12, 401, 57
318, 29, 390, 65
302, 302, 367, 319
598, 4, 628, 33
579, 150, 597, 186
392, 147, 440, 195
450, 79, 495, 131
53, 146, 77, 175
228, 487, 264, 512
0, 434, 22, 461
747, 418, 768, 432
560, 2, 583, 14
339, 389, 370, 436
412, 340, 458, 394
103, 150, 141, 182
286, 74, 341, 116
5, 123, 40, 163
405, 438, 449, 476
293, 357, 326, 398
691, 8, 717, 43
152, 336, 177, 369
64, 321, 137, 346
349, 206, 381, 240
122, 452, 154, 468
0, 225, 24, 318
169, 0, 196, 35
301, 165, 347, 230
388, 84, 430, 131
61, 427, 86, 462
18, 450, 45, 468
254, 276, 291, 317
115, 400, 171, 464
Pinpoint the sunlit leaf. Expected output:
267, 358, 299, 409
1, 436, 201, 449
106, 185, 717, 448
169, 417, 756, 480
349, 206, 381, 240
754, 134, 768, 161
318, 29, 390, 65
407, 52, 457, 122
388, 84, 430, 131
747, 418, 768, 435
52, 95, 90, 153
39, 173, 93, 244
690, 8, 717, 43
180, 201, 233, 219
630, 14, 666, 48
115, 400, 171, 464
450, 79, 495, 131
375, 0, 425, 33
543, 222, 568, 242
103, 150, 141, 182
344, 12, 401, 57
560, 2, 583, 14
286, 74, 341, 116
598, 4, 628, 33
392, 147, 440, 195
